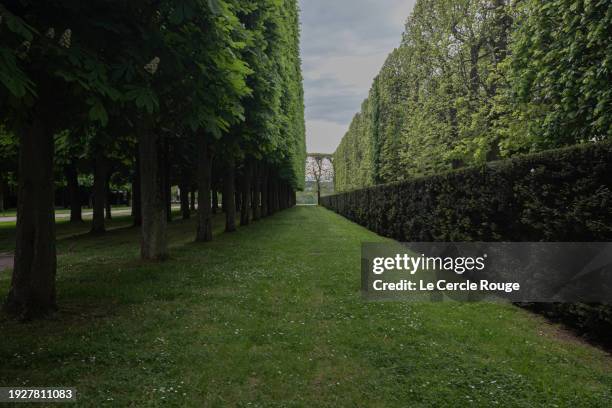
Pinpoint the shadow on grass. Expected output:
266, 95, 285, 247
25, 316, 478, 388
0, 211, 238, 326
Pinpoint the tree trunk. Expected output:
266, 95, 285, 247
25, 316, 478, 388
64, 163, 82, 223
4, 117, 57, 319
196, 137, 213, 242
91, 155, 108, 234
164, 139, 172, 223
180, 182, 190, 220
190, 188, 196, 211
281, 182, 285, 209
261, 165, 268, 217
240, 159, 252, 226
266, 175, 273, 215
317, 181, 321, 206
179, 163, 191, 220
223, 158, 237, 232
139, 129, 168, 261
105, 174, 112, 220
235, 190, 241, 213
252, 161, 261, 221
0, 176, 5, 213
222, 190, 226, 212
272, 178, 279, 213
211, 189, 218, 214
132, 154, 142, 226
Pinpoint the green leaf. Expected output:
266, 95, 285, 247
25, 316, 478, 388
125, 86, 159, 114
4, 13, 34, 41
207, 0, 222, 15
0, 48, 35, 98
169, 2, 195, 24
88, 99, 109, 126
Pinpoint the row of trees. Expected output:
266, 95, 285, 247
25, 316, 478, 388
334, 0, 611, 191
0, 0, 305, 318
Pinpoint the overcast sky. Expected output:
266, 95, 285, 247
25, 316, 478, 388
299, 0, 417, 153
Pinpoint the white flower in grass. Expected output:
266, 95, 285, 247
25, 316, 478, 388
144, 56, 160, 75
59, 29, 72, 48
530, 168, 536, 174
46, 27, 55, 39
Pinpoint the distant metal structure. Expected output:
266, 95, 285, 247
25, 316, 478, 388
306, 153, 334, 204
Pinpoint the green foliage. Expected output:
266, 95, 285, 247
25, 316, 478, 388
333, 0, 610, 192
327, 143, 612, 241
0, 0, 305, 193
507, 0, 612, 149
233, 0, 305, 189
0, 125, 17, 174
0, 5, 36, 100
324, 143, 612, 339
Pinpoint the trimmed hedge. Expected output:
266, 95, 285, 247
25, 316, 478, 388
322, 142, 612, 344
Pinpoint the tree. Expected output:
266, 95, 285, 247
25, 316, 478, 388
306, 154, 333, 205
504, 0, 611, 150
1, 2, 120, 317
0, 127, 18, 213
0, 0, 305, 317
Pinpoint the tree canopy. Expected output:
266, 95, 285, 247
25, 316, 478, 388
334, 0, 611, 192
0, 0, 305, 318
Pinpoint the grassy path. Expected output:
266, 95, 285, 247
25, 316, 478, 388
0, 207, 610, 406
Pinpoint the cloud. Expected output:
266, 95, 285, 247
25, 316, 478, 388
299, 0, 417, 153
304, 77, 364, 123
306, 120, 350, 154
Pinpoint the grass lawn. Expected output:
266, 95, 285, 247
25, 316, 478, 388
0, 207, 610, 407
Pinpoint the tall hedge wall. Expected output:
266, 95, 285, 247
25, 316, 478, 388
322, 142, 612, 342
334, 0, 612, 193
324, 143, 612, 242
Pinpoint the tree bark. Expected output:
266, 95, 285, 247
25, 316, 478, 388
252, 161, 261, 221
235, 190, 241, 214
190, 188, 196, 211
179, 162, 191, 220
64, 163, 82, 223
163, 139, 172, 223
132, 153, 142, 226
4, 116, 57, 319
240, 159, 252, 226
196, 136, 213, 242
180, 182, 190, 220
281, 182, 286, 209
139, 129, 168, 261
105, 174, 112, 220
91, 155, 108, 234
0, 176, 5, 213
223, 158, 237, 232
272, 178, 279, 213
211, 189, 218, 214
261, 165, 268, 217
266, 175, 273, 215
